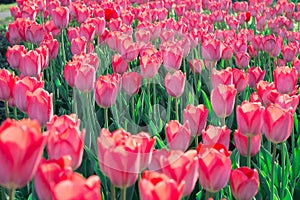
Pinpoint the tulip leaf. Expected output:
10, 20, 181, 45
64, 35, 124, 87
230, 149, 239, 170
291, 148, 300, 180
201, 89, 212, 119
294, 113, 299, 134
283, 189, 293, 200
260, 146, 272, 173
196, 190, 203, 200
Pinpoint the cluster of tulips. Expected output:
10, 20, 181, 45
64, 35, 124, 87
0, 0, 300, 199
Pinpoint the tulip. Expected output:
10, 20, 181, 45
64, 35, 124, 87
162, 45, 183, 72
263, 104, 294, 144
231, 68, 249, 92
25, 22, 44, 45
133, 132, 156, 170
140, 50, 162, 79
47, 125, 85, 170
135, 29, 150, 44
164, 70, 186, 98
139, 171, 184, 200
148, 148, 170, 172
74, 64, 96, 92
166, 120, 191, 151
202, 38, 221, 62
234, 129, 261, 157
211, 84, 237, 119
197, 143, 231, 193
230, 167, 259, 200
119, 38, 139, 62
235, 52, 250, 69
247, 66, 265, 88
122, 72, 142, 96
221, 43, 234, 60
0, 69, 15, 101
74, 4, 90, 24
189, 59, 202, 74
202, 125, 231, 149
34, 157, 72, 200
64, 61, 81, 88
35, 45, 50, 70
211, 67, 233, 89
273, 66, 298, 94
236, 101, 264, 137
95, 74, 120, 108
97, 129, 141, 188
0, 119, 46, 189
53, 174, 101, 200
44, 20, 61, 37
275, 94, 299, 114
6, 45, 27, 70
161, 150, 199, 196
112, 54, 128, 74
183, 104, 208, 137
85, 17, 105, 36
71, 37, 87, 55
256, 81, 279, 106
282, 45, 297, 63
80, 22, 96, 42
19, 50, 42, 77
68, 27, 80, 42
51, 6, 69, 29
27, 88, 53, 126
13, 76, 44, 112
41, 37, 59, 60
292, 58, 300, 77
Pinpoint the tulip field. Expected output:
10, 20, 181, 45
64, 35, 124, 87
1, 0, 300, 199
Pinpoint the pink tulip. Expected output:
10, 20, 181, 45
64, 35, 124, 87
51, 6, 69, 29
202, 125, 231, 149
0, 119, 46, 189
64, 61, 81, 88
230, 167, 259, 200
234, 129, 261, 157
161, 150, 199, 196
13, 76, 44, 112
6, 45, 27, 70
112, 54, 128, 74
27, 88, 53, 126
119, 38, 139, 62
197, 143, 231, 193
122, 72, 142, 96
274, 66, 298, 94
235, 52, 250, 69
80, 22, 96, 42
35, 45, 50, 70
231, 68, 249, 92
164, 70, 186, 98
166, 120, 191, 151
41, 37, 59, 60
74, 64, 96, 92
97, 129, 141, 188
25, 22, 44, 45
275, 94, 299, 113
202, 38, 221, 62
162, 44, 183, 72
71, 37, 87, 55
282, 45, 297, 63
263, 104, 294, 144
248, 67, 265, 88
236, 101, 264, 137
135, 29, 150, 44
140, 50, 162, 79
19, 50, 42, 77
95, 74, 120, 108
256, 81, 279, 106
211, 84, 237, 118
211, 67, 233, 89
183, 104, 208, 137
139, 171, 184, 200
189, 59, 202, 74
0, 69, 15, 101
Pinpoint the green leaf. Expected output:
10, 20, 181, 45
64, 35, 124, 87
283, 189, 293, 200
291, 148, 300, 180
201, 89, 212, 119
294, 113, 299, 133
196, 190, 203, 200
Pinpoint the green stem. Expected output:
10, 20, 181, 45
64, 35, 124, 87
5, 100, 9, 118
271, 143, 277, 200
220, 117, 226, 126
50, 60, 56, 113
13, 107, 17, 119
268, 54, 273, 82
73, 88, 78, 116
121, 188, 126, 200
1, 187, 5, 200
105, 108, 109, 129
166, 95, 171, 122
195, 135, 198, 147
175, 98, 179, 121
247, 136, 251, 168
110, 184, 116, 200
131, 96, 135, 124
280, 143, 286, 200
61, 29, 67, 65
9, 188, 14, 200
153, 81, 157, 118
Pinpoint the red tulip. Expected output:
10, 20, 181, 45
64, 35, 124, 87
104, 8, 118, 22
139, 171, 184, 200
202, 125, 230, 149
274, 66, 298, 94
34, 157, 72, 200
0, 69, 15, 101
183, 104, 208, 137
247, 66, 265, 88
27, 88, 53, 125
211, 67, 233, 89
122, 72, 142, 96
211, 84, 237, 118
166, 120, 191, 151
95, 74, 120, 108
164, 70, 186, 98
234, 129, 261, 157
13, 76, 44, 112
97, 129, 140, 188
6, 45, 27, 70
51, 6, 69, 29
0, 119, 46, 189
230, 167, 259, 200
161, 150, 199, 196
53, 173, 101, 200
19, 50, 42, 77
197, 143, 231, 193
236, 101, 264, 137
112, 54, 128, 74
263, 104, 294, 144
